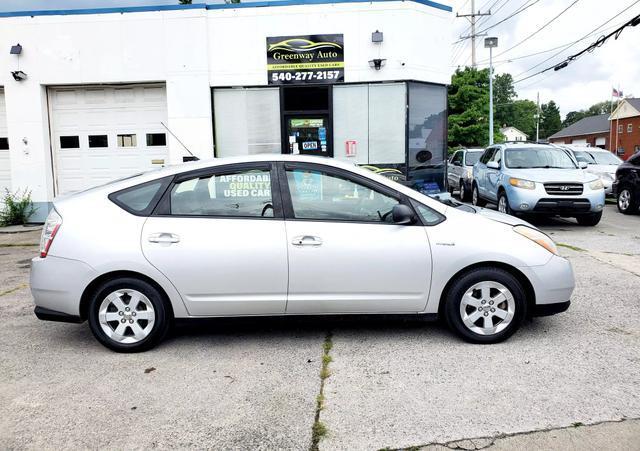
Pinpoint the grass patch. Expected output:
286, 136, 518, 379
0, 284, 27, 297
557, 243, 586, 252
311, 331, 333, 451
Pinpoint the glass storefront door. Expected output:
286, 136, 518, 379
285, 115, 331, 157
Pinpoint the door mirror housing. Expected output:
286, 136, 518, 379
392, 204, 416, 225
487, 161, 500, 170
578, 161, 588, 169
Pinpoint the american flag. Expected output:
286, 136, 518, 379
612, 88, 624, 98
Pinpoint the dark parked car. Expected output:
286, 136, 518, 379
613, 153, 640, 214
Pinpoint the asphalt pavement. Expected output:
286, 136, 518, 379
0, 205, 638, 450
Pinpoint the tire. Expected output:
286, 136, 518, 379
617, 187, 638, 215
472, 184, 486, 207
87, 277, 170, 353
459, 180, 469, 201
443, 267, 526, 344
576, 211, 602, 226
497, 191, 512, 215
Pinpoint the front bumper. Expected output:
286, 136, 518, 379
532, 301, 570, 317
505, 184, 605, 215
519, 255, 575, 309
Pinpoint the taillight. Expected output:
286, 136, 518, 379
40, 209, 62, 258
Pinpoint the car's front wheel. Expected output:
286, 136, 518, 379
444, 267, 526, 344
576, 212, 602, 226
88, 277, 170, 352
497, 191, 512, 215
472, 184, 486, 207
617, 187, 638, 215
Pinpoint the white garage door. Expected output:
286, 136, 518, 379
49, 84, 169, 194
571, 138, 587, 145
0, 88, 11, 194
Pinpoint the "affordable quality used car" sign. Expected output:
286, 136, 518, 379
267, 34, 344, 85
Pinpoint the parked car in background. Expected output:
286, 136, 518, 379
562, 145, 622, 196
472, 143, 606, 226
447, 148, 484, 201
613, 152, 640, 214
32, 155, 574, 352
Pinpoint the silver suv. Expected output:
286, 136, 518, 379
472, 143, 606, 226
447, 148, 483, 201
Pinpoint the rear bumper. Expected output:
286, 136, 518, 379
34, 306, 83, 323
532, 300, 570, 317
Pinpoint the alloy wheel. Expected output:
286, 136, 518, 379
459, 281, 515, 336
460, 183, 466, 200
619, 189, 631, 211
472, 187, 478, 205
498, 195, 507, 214
98, 289, 156, 344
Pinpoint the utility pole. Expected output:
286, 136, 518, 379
536, 92, 540, 142
457, 0, 491, 67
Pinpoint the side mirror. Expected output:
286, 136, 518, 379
392, 204, 416, 225
579, 161, 588, 169
452, 160, 462, 167
487, 161, 500, 170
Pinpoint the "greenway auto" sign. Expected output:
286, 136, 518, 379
267, 34, 344, 85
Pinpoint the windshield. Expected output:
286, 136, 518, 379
589, 151, 622, 165
573, 151, 596, 164
505, 148, 577, 169
464, 152, 482, 166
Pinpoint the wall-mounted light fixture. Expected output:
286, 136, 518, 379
368, 59, 386, 71
10, 43, 27, 81
11, 70, 27, 81
371, 30, 383, 43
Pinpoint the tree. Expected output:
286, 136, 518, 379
562, 100, 618, 128
493, 73, 517, 128
509, 99, 538, 140
539, 101, 562, 139
448, 68, 501, 149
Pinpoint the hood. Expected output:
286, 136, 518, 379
452, 204, 536, 228
508, 168, 597, 183
586, 164, 618, 175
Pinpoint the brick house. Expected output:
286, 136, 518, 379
609, 98, 640, 160
548, 114, 610, 149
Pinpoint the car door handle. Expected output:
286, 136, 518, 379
292, 235, 323, 246
148, 233, 180, 244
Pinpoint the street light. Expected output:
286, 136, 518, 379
485, 37, 498, 145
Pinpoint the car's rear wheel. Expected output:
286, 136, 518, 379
472, 184, 486, 207
497, 191, 512, 215
617, 187, 638, 214
444, 267, 526, 344
576, 212, 602, 226
459, 180, 469, 201
88, 277, 170, 352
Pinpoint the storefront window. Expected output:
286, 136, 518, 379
407, 82, 447, 194
213, 88, 281, 157
332, 82, 406, 171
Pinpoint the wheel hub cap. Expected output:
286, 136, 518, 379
619, 190, 630, 210
460, 281, 515, 336
98, 289, 155, 344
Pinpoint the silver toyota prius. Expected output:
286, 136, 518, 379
32, 155, 574, 352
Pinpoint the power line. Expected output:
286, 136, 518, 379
494, 0, 582, 58
514, 11, 640, 84
456, 0, 492, 67
476, 0, 542, 35
476, 0, 510, 28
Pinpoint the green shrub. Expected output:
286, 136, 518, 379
0, 189, 36, 226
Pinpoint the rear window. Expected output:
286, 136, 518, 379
464, 152, 481, 166
109, 177, 171, 216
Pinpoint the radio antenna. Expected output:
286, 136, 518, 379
160, 121, 199, 160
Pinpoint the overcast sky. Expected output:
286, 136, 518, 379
1, 0, 639, 119
452, 0, 640, 118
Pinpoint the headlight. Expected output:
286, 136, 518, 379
588, 179, 604, 190
513, 225, 558, 256
509, 178, 536, 190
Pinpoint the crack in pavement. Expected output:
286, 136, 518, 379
383, 417, 640, 451
0, 284, 28, 297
